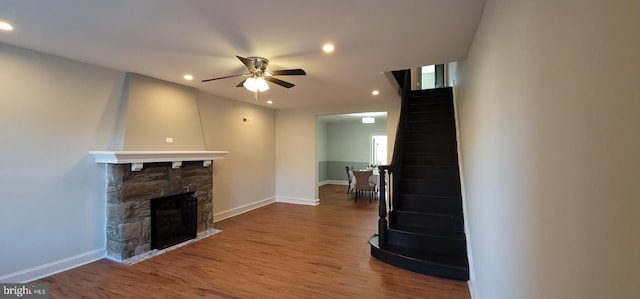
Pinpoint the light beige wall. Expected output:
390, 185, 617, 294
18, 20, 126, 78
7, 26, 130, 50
457, 1, 640, 298
276, 99, 400, 202
196, 92, 276, 217
122, 73, 205, 150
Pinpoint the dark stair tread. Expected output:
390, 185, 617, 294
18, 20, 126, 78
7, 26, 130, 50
393, 209, 463, 218
398, 193, 461, 199
399, 178, 459, 183
395, 194, 463, 214
387, 227, 466, 240
391, 223, 464, 236
369, 235, 469, 281
383, 243, 468, 268
407, 119, 454, 123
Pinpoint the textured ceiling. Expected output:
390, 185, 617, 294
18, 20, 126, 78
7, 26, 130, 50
0, 0, 485, 109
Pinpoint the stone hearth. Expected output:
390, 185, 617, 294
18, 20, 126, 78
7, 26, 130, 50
90, 151, 228, 261
106, 161, 213, 260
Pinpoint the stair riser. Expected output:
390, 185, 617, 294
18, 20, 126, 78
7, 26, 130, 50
387, 230, 467, 256
402, 154, 458, 166
407, 121, 455, 131
404, 141, 457, 153
405, 130, 456, 144
370, 236, 469, 281
407, 112, 454, 122
400, 166, 460, 180
390, 212, 464, 232
407, 102, 452, 112
399, 180, 461, 197
396, 195, 462, 214
410, 89, 453, 101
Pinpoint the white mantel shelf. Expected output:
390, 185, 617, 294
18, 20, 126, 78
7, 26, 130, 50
89, 151, 229, 171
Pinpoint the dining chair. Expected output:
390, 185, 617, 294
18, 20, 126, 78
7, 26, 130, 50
352, 170, 376, 203
345, 166, 354, 194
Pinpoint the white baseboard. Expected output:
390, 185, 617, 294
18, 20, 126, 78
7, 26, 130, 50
276, 196, 319, 206
318, 180, 348, 186
0, 249, 105, 283
327, 180, 348, 185
213, 196, 276, 223
468, 279, 481, 299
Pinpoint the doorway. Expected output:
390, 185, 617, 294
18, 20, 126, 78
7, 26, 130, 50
371, 135, 387, 166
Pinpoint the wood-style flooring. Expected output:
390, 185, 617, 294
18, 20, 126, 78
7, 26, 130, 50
39, 184, 470, 298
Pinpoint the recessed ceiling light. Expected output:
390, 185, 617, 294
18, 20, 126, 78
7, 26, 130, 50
183, 74, 193, 81
372, 90, 380, 95
362, 117, 375, 124
322, 43, 335, 53
0, 21, 13, 31
267, 100, 273, 104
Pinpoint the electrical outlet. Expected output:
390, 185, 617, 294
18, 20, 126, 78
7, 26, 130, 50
165, 137, 174, 143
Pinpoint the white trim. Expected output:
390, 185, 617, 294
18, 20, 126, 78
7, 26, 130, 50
327, 180, 348, 185
318, 180, 348, 186
452, 85, 478, 293
276, 196, 319, 206
468, 280, 481, 299
0, 249, 105, 283
89, 150, 229, 171
213, 197, 276, 223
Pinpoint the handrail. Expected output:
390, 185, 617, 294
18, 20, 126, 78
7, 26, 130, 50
377, 69, 411, 248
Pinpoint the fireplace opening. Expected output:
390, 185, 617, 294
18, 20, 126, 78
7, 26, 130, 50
151, 192, 197, 250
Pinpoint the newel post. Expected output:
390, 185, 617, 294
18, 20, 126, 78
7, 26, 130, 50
378, 166, 388, 247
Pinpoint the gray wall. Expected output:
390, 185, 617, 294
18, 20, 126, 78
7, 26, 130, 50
318, 120, 387, 183
122, 73, 206, 150
0, 43, 125, 280
457, 1, 640, 298
0, 42, 277, 282
316, 122, 328, 182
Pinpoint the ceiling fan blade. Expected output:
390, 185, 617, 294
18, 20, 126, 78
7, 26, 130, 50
201, 73, 245, 82
269, 69, 306, 76
236, 55, 256, 72
266, 77, 295, 88
236, 78, 247, 87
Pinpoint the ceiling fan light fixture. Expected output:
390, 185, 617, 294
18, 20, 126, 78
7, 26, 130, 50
243, 77, 270, 92
256, 77, 269, 92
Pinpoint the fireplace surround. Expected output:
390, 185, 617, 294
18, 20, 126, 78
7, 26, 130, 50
90, 151, 227, 261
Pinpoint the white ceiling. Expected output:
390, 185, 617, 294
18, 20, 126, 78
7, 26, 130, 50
0, 0, 485, 109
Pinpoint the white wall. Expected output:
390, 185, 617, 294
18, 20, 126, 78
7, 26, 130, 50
0, 43, 125, 281
276, 100, 399, 204
457, 1, 640, 298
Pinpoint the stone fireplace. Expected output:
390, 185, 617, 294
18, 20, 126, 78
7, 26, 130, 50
90, 151, 228, 262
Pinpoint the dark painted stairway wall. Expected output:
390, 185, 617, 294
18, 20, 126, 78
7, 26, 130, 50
369, 85, 469, 281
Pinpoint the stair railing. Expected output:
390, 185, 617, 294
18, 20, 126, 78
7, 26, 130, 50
377, 69, 411, 248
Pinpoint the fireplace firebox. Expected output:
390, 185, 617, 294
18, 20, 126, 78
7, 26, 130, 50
151, 192, 197, 250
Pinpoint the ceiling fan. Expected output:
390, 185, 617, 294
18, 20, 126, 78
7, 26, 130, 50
201, 55, 306, 92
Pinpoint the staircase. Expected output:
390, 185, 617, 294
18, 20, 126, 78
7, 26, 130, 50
369, 71, 468, 281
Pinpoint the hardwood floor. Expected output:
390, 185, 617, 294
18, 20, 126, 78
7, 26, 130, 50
40, 184, 470, 298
